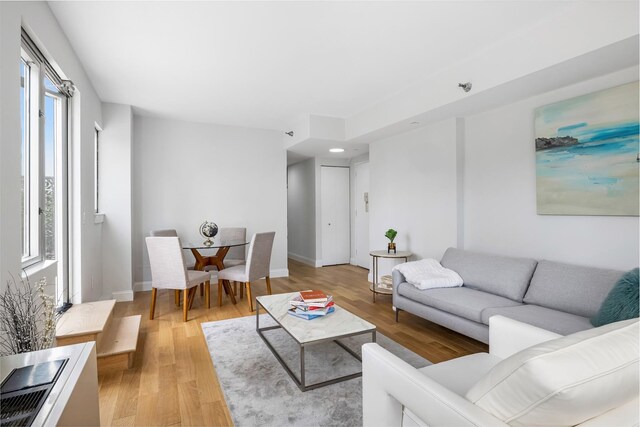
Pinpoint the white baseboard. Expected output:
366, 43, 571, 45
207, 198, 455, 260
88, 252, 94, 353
270, 268, 289, 278
288, 253, 322, 268
350, 257, 356, 266
134, 281, 152, 292
112, 290, 134, 302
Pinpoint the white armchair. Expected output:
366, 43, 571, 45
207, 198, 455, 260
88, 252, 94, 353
362, 316, 639, 427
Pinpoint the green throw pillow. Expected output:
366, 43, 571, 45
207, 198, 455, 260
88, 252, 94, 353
591, 268, 639, 327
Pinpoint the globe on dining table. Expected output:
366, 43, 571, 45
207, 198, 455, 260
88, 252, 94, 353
199, 221, 218, 246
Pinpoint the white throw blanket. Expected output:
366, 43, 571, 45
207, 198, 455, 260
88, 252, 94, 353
392, 259, 463, 290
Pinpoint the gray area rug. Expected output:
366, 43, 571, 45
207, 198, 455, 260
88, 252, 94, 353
202, 314, 430, 427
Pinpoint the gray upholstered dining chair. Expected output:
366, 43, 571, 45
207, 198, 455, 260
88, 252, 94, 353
203, 227, 247, 296
202, 227, 247, 272
150, 228, 197, 303
150, 229, 193, 268
217, 231, 275, 311
219, 227, 247, 267
146, 236, 211, 322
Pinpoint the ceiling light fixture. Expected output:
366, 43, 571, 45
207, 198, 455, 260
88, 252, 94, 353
285, 131, 294, 137
410, 121, 420, 125
458, 82, 472, 92
329, 148, 345, 153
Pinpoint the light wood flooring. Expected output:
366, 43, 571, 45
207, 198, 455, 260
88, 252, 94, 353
100, 259, 487, 426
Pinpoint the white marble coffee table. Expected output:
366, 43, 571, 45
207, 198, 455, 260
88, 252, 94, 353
256, 292, 376, 392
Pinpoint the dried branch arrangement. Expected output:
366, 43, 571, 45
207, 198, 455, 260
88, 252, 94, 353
0, 276, 55, 356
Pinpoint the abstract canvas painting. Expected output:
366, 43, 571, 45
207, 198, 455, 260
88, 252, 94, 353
535, 81, 639, 216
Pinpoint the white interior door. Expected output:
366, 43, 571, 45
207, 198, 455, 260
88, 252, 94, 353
354, 162, 370, 268
321, 166, 350, 266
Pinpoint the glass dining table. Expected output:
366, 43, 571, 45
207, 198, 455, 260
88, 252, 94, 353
181, 239, 249, 305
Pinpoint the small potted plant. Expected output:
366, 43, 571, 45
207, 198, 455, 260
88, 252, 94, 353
385, 228, 398, 254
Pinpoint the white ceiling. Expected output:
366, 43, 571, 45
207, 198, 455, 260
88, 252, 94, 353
48, 1, 569, 132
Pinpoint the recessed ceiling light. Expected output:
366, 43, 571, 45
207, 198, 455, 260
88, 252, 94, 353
329, 148, 345, 153
410, 121, 420, 125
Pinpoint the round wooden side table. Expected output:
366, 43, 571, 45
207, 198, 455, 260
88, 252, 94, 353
369, 250, 412, 302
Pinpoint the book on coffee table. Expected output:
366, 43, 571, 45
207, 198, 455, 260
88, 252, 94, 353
290, 293, 334, 308
288, 305, 335, 320
299, 290, 328, 303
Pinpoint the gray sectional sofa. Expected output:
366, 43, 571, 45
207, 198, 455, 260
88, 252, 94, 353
392, 247, 624, 344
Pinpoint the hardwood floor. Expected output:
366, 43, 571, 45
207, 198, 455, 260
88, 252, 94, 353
100, 259, 487, 426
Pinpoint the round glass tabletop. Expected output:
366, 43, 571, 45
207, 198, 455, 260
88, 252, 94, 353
182, 240, 249, 250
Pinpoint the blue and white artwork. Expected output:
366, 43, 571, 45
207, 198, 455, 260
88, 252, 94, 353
535, 81, 639, 216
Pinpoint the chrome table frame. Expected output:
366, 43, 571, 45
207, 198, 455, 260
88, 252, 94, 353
256, 301, 376, 392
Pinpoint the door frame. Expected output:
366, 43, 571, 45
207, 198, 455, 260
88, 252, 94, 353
353, 161, 370, 269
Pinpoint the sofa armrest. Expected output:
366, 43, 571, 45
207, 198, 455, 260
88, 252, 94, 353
392, 270, 406, 303
392, 269, 406, 287
362, 343, 507, 427
489, 315, 562, 359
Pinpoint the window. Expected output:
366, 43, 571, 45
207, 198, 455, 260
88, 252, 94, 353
20, 49, 41, 266
20, 59, 28, 258
20, 30, 72, 308
44, 75, 65, 262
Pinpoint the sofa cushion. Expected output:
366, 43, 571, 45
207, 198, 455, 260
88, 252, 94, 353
397, 283, 521, 323
591, 268, 640, 327
440, 248, 537, 302
466, 319, 639, 427
481, 304, 593, 335
524, 260, 623, 318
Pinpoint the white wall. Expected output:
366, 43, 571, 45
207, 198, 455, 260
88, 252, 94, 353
0, 2, 103, 301
464, 67, 640, 270
369, 120, 459, 276
0, 3, 24, 290
100, 103, 133, 300
368, 68, 639, 278
132, 115, 288, 286
287, 159, 316, 266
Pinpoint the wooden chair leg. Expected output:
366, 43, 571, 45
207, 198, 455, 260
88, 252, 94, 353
200, 283, 204, 297
150, 288, 158, 320
183, 288, 189, 322
239, 281, 244, 299
175, 290, 181, 306
188, 287, 196, 310
205, 281, 210, 309
245, 282, 253, 312
224, 280, 237, 305
218, 279, 223, 307
265, 276, 272, 295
